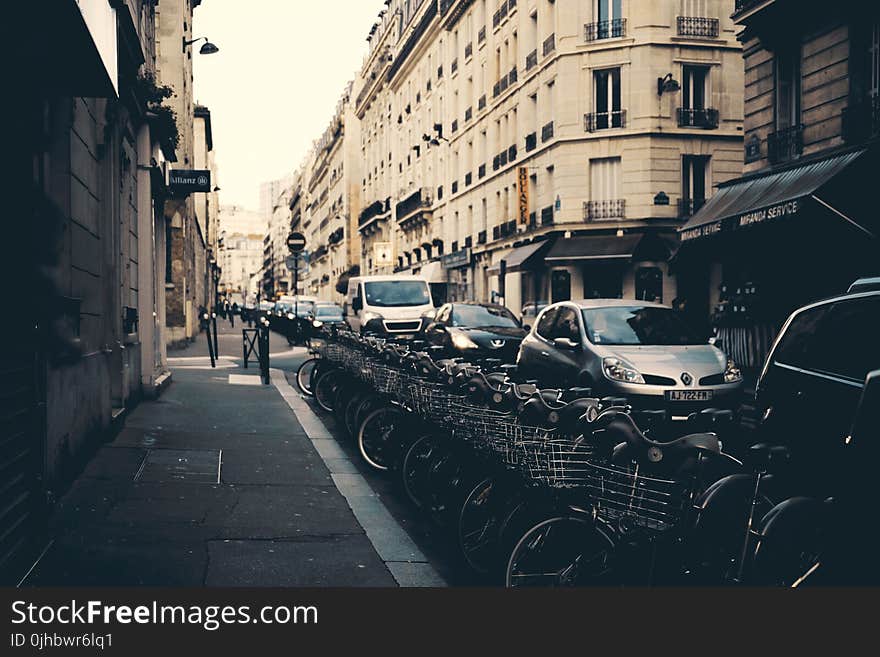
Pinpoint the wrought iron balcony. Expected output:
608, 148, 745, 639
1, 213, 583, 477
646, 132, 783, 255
542, 33, 556, 56
396, 188, 432, 222
842, 96, 880, 144
677, 16, 720, 38
525, 132, 537, 152
678, 198, 707, 218
677, 108, 720, 129
526, 49, 538, 71
585, 18, 626, 42
585, 110, 627, 132
541, 121, 554, 142
767, 125, 804, 164
584, 199, 626, 221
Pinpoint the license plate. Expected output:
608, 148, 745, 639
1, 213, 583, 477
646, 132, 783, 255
666, 390, 713, 402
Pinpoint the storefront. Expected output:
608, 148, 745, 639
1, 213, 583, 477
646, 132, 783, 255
440, 248, 472, 302
544, 232, 677, 304
487, 239, 552, 314
676, 147, 878, 371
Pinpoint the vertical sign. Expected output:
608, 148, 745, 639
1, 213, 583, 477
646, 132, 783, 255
517, 167, 529, 225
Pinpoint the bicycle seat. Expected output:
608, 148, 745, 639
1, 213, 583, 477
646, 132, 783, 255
746, 443, 791, 472
559, 387, 594, 402
556, 397, 602, 434
604, 413, 722, 468
518, 390, 569, 428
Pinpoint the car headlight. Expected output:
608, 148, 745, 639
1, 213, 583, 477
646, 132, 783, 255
452, 332, 479, 350
287, 313, 295, 320
363, 311, 384, 324
603, 357, 646, 384
312, 320, 323, 328
723, 359, 742, 383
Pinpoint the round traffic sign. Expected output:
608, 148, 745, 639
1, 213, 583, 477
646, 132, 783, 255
287, 232, 306, 252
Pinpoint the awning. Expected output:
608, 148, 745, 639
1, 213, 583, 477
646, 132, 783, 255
487, 240, 549, 274
679, 149, 872, 243
545, 234, 642, 262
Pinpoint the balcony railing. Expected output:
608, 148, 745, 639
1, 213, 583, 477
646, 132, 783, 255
358, 198, 390, 226
767, 125, 804, 164
541, 206, 554, 226
677, 16, 720, 38
678, 198, 707, 218
542, 33, 556, 56
585, 18, 626, 42
525, 132, 537, 152
585, 109, 627, 132
842, 96, 880, 144
526, 49, 538, 71
677, 108, 720, 129
541, 121, 554, 142
584, 199, 626, 221
396, 188, 432, 221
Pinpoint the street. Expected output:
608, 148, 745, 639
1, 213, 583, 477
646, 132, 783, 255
20, 323, 464, 587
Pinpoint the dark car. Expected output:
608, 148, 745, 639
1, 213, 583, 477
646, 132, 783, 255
312, 302, 346, 327
517, 300, 743, 415
421, 302, 527, 361
754, 286, 880, 494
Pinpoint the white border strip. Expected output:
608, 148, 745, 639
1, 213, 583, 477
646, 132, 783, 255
269, 368, 445, 588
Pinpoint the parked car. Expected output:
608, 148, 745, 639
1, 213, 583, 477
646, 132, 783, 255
421, 302, 528, 361
516, 299, 744, 414
344, 275, 434, 336
754, 285, 880, 493
312, 302, 345, 328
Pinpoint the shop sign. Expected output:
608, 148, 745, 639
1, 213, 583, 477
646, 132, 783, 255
441, 248, 471, 269
517, 167, 529, 224
681, 222, 722, 242
738, 200, 801, 228
168, 169, 211, 195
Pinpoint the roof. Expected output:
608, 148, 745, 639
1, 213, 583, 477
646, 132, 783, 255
680, 149, 868, 242
569, 299, 671, 310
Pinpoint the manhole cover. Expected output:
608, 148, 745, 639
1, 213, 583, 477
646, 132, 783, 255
135, 449, 221, 484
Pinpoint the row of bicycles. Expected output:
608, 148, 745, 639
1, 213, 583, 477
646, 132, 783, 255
294, 329, 828, 587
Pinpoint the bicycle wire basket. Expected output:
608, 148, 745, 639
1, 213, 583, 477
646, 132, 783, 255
578, 460, 689, 533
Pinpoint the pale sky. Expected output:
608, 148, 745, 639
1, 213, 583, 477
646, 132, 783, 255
193, 1, 386, 210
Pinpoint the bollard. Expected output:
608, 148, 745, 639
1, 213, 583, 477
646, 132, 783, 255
258, 323, 270, 385
204, 313, 216, 368
211, 313, 219, 357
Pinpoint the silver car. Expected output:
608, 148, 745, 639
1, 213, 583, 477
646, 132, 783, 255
516, 299, 744, 415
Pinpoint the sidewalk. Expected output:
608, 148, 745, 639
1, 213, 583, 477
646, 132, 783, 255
20, 333, 433, 587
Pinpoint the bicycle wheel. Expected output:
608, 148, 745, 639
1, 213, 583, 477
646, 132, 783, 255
357, 407, 406, 471
505, 516, 615, 588
401, 435, 441, 510
314, 368, 343, 413
343, 389, 370, 438
296, 358, 318, 396
458, 477, 506, 576
425, 448, 467, 520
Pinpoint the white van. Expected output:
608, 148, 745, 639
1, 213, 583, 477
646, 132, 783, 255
345, 275, 434, 335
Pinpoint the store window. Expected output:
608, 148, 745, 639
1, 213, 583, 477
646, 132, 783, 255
551, 270, 571, 302
583, 264, 623, 299
635, 266, 663, 303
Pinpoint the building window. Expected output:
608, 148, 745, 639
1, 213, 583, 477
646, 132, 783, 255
635, 267, 663, 303
768, 44, 803, 162
678, 65, 719, 128
681, 155, 709, 218
592, 68, 623, 130
586, 157, 624, 220
586, 0, 625, 41
845, 20, 880, 143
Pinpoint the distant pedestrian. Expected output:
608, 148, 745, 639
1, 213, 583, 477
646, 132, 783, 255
198, 305, 208, 332
229, 305, 235, 327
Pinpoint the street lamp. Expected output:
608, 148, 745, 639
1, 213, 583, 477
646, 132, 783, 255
657, 73, 681, 96
183, 37, 220, 54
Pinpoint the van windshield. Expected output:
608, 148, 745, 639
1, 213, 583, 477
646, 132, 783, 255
363, 281, 430, 308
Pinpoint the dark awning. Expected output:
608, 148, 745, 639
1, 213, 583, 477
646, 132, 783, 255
545, 234, 643, 262
679, 149, 871, 243
487, 240, 549, 274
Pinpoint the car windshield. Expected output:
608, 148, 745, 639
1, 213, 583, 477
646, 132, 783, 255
315, 305, 343, 320
291, 301, 315, 316
451, 305, 519, 328
363, 281, 430, 307
581, 306, 703, 346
